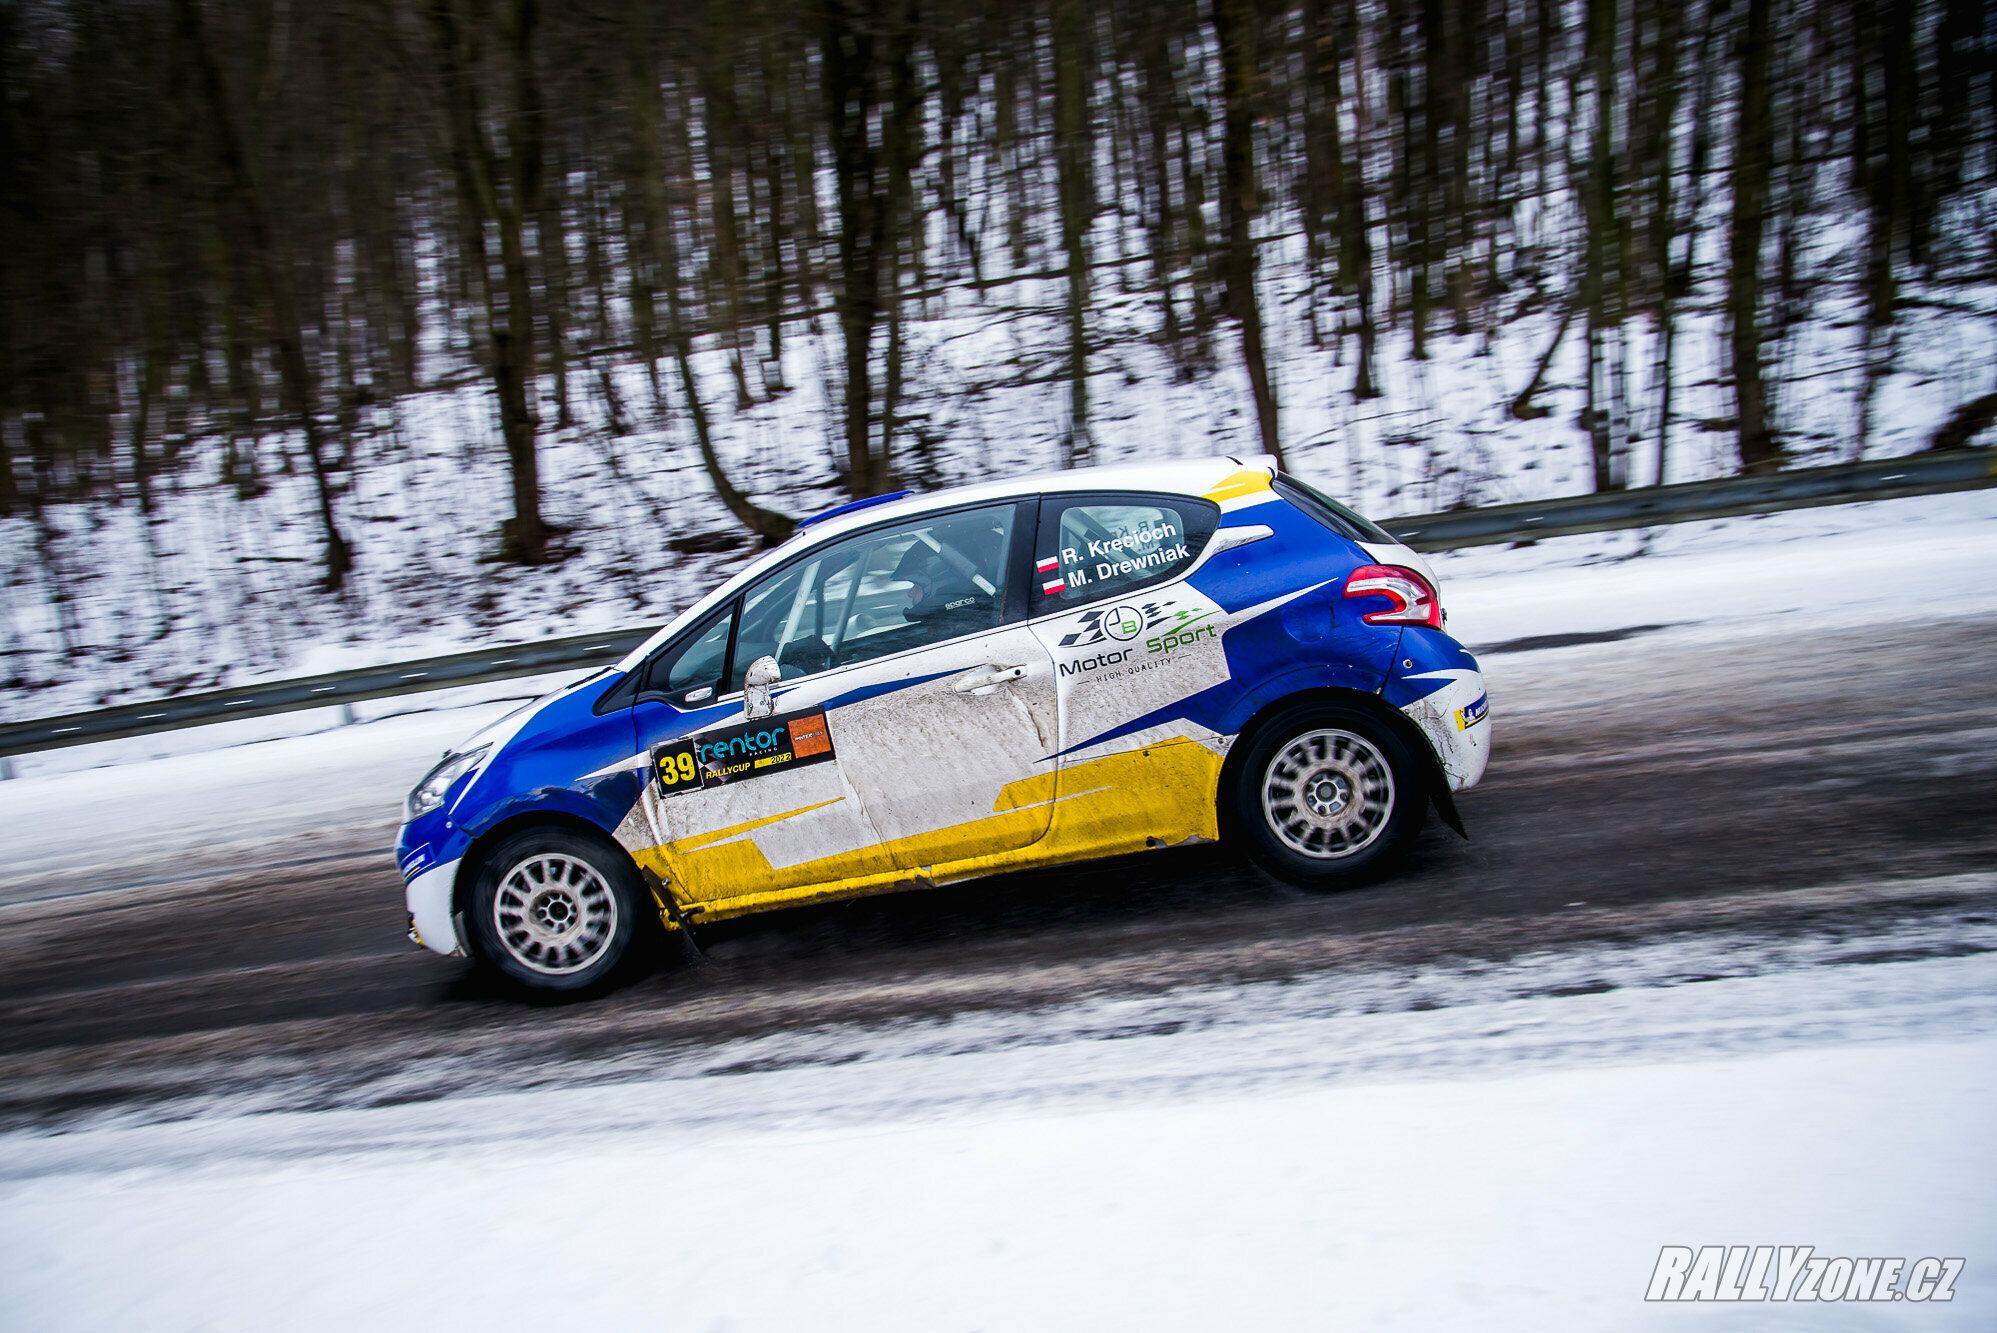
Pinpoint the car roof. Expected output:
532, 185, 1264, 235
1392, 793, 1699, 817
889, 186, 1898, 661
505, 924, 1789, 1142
614, 453, 1279, 672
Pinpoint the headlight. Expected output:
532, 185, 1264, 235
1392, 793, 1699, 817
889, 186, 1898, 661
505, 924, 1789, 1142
405, 745, 490, 821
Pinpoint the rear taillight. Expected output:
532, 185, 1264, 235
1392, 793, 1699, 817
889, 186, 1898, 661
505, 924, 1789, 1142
1343, 564, 1443, 629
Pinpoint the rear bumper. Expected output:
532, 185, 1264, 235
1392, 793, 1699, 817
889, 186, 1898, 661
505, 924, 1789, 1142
1381, 629, 1491, 794
1398, 670, 1491, 792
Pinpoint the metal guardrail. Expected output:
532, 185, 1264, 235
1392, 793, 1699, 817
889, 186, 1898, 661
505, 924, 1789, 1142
2, 446, 1990, 760
1386, 446, 1997, 550
0, 629, 653, 758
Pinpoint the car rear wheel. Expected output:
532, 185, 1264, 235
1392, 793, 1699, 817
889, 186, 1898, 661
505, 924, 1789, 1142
1231, 703, 1427, 888
466, 827, 643, 994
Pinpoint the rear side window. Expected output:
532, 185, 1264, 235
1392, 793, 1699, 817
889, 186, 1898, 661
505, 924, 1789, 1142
1033, 493, 1218, 607
1274, 474, 1399, 546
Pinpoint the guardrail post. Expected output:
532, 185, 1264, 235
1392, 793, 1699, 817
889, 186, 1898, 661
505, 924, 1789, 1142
339, 704, 358, 727
1, 756, 15, 781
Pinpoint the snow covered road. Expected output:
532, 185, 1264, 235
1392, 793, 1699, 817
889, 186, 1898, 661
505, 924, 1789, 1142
3, 938, 1991, 1329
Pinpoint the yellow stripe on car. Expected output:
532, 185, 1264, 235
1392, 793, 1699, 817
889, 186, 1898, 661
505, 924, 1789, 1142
670, 796, 848, 852
1201, 469, 1276, 504
636, 739, 1224, 923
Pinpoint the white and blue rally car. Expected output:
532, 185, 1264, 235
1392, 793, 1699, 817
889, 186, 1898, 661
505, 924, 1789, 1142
397, 456, 1491, 992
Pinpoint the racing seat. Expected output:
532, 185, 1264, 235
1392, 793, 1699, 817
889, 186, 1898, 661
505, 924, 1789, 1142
892, 528, 1000, 628
777, 634, 834, 676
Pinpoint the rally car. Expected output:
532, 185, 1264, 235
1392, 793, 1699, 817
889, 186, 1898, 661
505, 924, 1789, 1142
397, 456, 1491, 992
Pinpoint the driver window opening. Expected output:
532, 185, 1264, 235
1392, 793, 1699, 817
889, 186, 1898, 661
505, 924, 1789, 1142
726, 504, 1015, 690
646, 608, 733, 705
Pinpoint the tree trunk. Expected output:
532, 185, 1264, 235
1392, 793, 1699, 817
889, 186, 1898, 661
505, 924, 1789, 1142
498, 0, 548, 560
1053, 0, 1093, 466
1853, 0, 1915, 459
760, 33, 794, 378
1647, 0, 1684, 486
699, 23, 757, 411
129, 337, 163, 517
878, 0, 920, 482
427, 0, 548, 564
820, 0, 886, 495
1329, 0, 1380, 399
174, 0, 351, 588
1211, 0, 1282, 463
537, 153, 575, 430
1581, 0, 1624, 490
626, 0, 792, 544
659, 202, 794, 546
1726, 0, 1779, 474
1136, 21, 1182, 354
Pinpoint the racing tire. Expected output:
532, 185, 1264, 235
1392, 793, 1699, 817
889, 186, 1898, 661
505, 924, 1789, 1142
1230, 703, 1428, 889
465, 826, 645, 995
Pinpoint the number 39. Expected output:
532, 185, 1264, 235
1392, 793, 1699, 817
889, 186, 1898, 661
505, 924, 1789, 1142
661, 751, 698, 785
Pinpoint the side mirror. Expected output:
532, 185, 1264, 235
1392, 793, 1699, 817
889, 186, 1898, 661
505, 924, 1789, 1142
743, 655, 781, 720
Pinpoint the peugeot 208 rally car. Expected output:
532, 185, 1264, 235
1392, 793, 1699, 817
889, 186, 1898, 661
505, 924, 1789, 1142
397, 456, 1490, 992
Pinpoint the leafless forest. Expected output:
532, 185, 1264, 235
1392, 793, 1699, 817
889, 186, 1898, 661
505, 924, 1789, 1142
1, 0, 1993, 706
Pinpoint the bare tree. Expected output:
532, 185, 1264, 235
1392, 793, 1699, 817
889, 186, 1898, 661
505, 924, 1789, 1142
175, 0, 352, 587
1212, 0, 1282, 462
1727, 0, 1779, 474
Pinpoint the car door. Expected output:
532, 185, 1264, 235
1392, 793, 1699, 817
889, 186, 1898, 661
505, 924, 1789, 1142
764, 499, 1058, 877
630, 595, 901, 906
633, 498, 1056, 904
1024, 491, 1227, 849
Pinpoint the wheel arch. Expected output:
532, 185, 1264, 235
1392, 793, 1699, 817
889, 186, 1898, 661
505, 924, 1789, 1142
1215, 687, 1464, 842
452, 808, 639, 918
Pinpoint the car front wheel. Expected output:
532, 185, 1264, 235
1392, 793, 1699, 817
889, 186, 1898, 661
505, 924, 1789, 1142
1231, 704, 1427, 888
465, 827, 643, 994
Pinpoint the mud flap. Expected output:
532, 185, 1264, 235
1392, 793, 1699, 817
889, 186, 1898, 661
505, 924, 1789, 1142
1428, 778, 1468, 839
1377, 704, 1470, 840
642, 867, 710, 965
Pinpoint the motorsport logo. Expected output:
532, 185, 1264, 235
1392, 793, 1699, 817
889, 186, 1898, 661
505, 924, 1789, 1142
1456, 694, 1489, 730
653, 707, 836, 793
1058, 600, 1221, 677
1645, 1248, 1962, 1303
1059, 599, 1217, 651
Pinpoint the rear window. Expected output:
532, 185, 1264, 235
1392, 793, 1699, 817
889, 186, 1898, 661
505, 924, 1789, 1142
1274, 474, 1399, 546
1033, 493, 1219, 606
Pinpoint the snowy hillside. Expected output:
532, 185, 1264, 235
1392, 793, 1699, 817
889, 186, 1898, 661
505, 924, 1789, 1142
5, 0, 1995, 720
5, 272, 1993, 726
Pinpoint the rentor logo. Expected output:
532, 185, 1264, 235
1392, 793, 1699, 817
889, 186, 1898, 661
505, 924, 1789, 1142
698, 726, 789, 765
655, 706, 839, 794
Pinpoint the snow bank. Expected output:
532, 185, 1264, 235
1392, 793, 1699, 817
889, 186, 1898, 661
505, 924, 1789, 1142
2, 951, 1990, 1330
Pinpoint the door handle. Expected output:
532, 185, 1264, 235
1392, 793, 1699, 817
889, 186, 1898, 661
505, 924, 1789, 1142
952, 663, 1028, 692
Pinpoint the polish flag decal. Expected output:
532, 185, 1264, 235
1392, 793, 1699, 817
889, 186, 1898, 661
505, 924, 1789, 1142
1041, 578, 1066, 595
1036, 556, 1061, 573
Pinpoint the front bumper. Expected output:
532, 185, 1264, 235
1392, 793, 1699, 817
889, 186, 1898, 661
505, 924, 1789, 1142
405, 856, 468, 957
